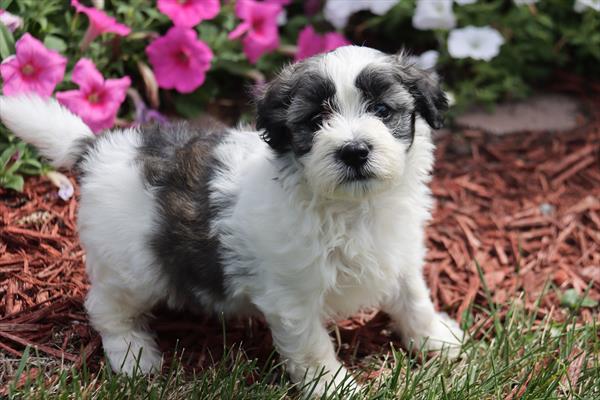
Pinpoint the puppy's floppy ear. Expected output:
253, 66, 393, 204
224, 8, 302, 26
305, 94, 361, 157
394, 53, 449, 129
255, 65, 297, 153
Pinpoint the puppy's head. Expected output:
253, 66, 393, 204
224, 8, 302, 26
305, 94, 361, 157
256, 46, 447, 198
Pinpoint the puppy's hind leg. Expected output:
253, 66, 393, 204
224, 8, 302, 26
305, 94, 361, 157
85, 272, 163, 375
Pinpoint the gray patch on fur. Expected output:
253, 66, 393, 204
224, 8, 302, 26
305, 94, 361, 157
137, 122, 228, 305
256, 60, 337, 155
72, 136, 97, 175
389, 55, 449, 130
355, 64, 416, 146
355, 57, 448, 142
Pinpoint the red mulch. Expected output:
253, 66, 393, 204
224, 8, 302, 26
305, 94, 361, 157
1, 91, 599, 389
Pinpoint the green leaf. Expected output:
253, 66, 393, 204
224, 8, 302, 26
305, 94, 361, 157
172, 82, 218, 119
2, 173, 24, 192
21, 157, 43, 170
38, 16, 48, 31
214, 59, 256, 77
0, 144, 18, 170
0, 0, 14, 10
0, 22, 16, 60
197, 23, 219, 45
43, 34, 67, 52
560, 289, 599, 309
6, 158, 22, 175
11, 345, 30, 389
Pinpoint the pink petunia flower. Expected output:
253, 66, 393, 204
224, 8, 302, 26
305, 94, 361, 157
0, 33, 67, 97
145, 27, 213, 94
0, 9, 23, 32
56, 58, 131, 133
157, 0, 220, 27
71, 0, 131, 49
294, 25, 350, 61
262, 0, 292, 5
229, 0, 281, 64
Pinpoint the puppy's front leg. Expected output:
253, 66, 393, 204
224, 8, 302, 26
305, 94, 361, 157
382, 270, 464, 358
261, 305, 357, 397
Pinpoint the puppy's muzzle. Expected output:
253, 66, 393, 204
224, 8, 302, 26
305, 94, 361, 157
338, 141, 371, 168
337, 140, 373, 181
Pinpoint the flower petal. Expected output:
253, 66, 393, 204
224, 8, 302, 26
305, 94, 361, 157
71, 58, 105, 93
71, 0, 131, 37
295, 26, 324, 61
146, 26, 213, 93
0, 33, 66, 97
158, 0, 220, 27
230, 0, 281, 63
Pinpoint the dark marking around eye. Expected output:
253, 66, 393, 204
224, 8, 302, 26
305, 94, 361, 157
369, 103, 392, 120
303, 111, 323, 132
355, 66, 397, 100
355, 64, 417, 149
305, 100, 334, 128
283, 72, 337, 155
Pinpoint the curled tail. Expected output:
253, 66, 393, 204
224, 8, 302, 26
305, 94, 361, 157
0, 95, 94, 169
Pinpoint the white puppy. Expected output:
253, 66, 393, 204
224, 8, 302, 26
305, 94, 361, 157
0, 46, 464, 396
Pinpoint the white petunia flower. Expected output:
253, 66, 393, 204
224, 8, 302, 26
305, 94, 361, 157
412, 0, 456, 31
324, 0, 399, 29
324, 0, 362, 29
574, 0, 600, 12
277, 9, 287, 26
455, 0, 477, 5
0, 9, 23, 32
369, 0, 400, 15
513, 0, 539, 5
447, 25, 505, 61
408, 50, 440, 70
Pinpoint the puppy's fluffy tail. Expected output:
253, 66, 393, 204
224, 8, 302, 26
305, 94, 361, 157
0, 95, 94, 169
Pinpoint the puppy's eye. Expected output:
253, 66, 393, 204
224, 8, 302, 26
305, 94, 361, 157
370, 103, 391, 119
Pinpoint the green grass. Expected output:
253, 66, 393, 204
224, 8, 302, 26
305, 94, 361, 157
4, 300, 599, 400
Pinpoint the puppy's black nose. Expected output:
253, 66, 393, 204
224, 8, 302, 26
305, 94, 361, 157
338, 141, 371, 168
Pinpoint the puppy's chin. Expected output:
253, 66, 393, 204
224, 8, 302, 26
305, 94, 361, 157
301, 151, 406, 201
329, 177, 391, 200
300, 159, 405, 201
302, 169, 399, 201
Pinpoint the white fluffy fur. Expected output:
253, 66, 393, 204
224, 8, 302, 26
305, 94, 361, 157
0, 46, 464, 397
0, 95, 93, 168
77, 129, 166, 373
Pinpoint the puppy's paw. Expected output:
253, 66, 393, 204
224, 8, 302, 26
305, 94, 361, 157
290, 361, 361, 398
418, 312, 465, 359
323, 367, 361, 398
102, 331, 162, 375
